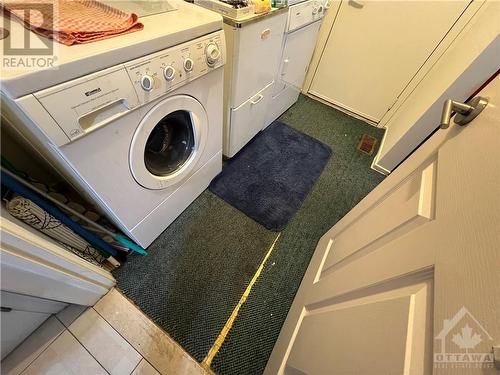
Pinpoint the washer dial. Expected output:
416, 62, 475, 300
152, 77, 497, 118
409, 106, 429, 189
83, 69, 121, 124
163, 65, 176, 81
205, 43, 221, 66
183, 58, 194, 72
140, 75, 154, 91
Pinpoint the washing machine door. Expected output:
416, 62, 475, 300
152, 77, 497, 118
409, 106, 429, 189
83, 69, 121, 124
130, 95, 208, 190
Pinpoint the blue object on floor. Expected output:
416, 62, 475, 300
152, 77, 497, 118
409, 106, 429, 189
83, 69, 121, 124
209, 121, 332, 231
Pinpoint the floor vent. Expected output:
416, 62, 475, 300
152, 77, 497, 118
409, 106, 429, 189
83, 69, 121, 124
357, 134, 377, 155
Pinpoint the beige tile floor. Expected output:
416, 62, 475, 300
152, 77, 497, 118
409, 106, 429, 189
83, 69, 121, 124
1, 288, 208, 375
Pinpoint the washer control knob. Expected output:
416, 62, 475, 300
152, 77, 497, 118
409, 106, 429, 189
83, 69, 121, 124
205, 43, 221, 66
183, 58, 194, 72
140, 75, 154, 91
163, 66, 176, 81
312, 1, 319, 14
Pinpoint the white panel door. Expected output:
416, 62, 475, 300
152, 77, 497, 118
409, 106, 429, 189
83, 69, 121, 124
309, 1, 470, 122
265, 76, 500, 374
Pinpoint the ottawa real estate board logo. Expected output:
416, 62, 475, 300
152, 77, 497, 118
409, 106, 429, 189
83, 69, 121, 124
1, 2, 57, 70
434, 306, 495, 369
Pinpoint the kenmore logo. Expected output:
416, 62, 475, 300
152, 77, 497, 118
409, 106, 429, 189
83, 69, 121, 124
85, 88, 102, 97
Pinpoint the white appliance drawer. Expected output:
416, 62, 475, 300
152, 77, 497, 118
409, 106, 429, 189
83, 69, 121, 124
225, 12, 287, 108
226, 82, 273, 157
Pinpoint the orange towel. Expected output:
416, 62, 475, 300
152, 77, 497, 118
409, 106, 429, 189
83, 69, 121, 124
1, 0, 144, 45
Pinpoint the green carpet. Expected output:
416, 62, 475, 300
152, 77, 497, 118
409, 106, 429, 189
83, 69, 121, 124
211, 95, 385, 374
113, 192, 277, 361
114, 94, 385, 372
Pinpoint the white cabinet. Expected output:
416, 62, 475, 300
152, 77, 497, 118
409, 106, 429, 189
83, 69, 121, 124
224, 13, 286, 108
0, 207, 115, 358
278, 22, 321, 94
266, 0, 326, 126
1, 310, 51, 359
223, 11, 287, 157
1, 291, 67, 359
308, 1, 471, 123
266, 20, 322, 125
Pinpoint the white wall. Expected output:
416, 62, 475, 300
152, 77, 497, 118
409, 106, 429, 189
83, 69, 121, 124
373, 1, 500, 173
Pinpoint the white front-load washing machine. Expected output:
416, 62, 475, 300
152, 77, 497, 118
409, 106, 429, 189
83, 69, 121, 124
1, 25, 226, 248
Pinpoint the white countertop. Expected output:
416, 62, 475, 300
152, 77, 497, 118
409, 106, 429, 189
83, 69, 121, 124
0, 1, 222, 98
222, 6, 288, 28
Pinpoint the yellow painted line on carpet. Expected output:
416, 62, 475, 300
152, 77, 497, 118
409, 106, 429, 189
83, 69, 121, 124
202, 233, 282, 369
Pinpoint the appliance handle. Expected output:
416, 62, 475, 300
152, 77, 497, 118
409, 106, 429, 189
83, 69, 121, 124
78, 98, 131, 133
281, 58, 290, 76
348, 0, 364, 8
250, 94, 264, 105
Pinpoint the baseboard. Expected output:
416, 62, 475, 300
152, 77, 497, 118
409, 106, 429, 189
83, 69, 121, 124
306, 93, 379, 127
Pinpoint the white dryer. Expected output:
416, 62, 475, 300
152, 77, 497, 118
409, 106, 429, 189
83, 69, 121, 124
1, 4, 226, 248
265, 0, 327, 125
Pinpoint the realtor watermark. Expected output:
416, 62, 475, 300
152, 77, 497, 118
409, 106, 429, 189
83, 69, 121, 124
1, 1, 58, 70
434, 306, 495, 369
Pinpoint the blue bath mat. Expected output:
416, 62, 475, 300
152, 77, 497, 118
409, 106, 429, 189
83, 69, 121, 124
209, 122, 332, 231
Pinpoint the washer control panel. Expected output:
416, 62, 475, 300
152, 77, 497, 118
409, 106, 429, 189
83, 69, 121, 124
30, 31, 225, 145
125, 30, 225, 105
287, 0, 326, 32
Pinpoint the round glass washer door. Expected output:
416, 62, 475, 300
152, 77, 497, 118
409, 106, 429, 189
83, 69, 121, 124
130, 95, 208, 190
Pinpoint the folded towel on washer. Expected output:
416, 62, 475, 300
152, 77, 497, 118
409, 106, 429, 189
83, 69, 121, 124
1, 0, 143, 45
